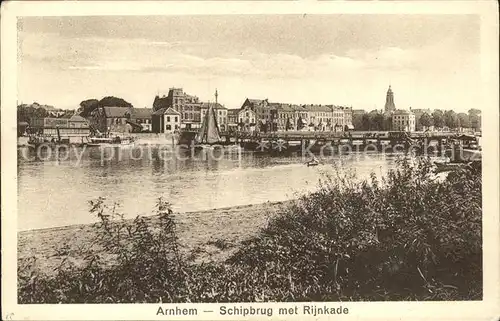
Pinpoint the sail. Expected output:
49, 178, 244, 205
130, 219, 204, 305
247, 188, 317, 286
195, 104, 221, 144
195, 111, 208, 143
205, 104, 221, 143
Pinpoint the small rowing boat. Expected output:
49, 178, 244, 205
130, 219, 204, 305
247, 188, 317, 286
433, 160, 470, 173
88, 136, 135, 148
306, 158, 320, 167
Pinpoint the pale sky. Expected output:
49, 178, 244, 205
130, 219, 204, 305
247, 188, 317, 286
18, 15, 480, 112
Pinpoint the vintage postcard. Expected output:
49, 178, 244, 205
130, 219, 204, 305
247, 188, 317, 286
1, 0, 499, 320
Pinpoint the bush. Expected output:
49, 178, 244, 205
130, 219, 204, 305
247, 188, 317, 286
19, 197, 191, 303
228, 158, 482, 301
18, 158, 482, 303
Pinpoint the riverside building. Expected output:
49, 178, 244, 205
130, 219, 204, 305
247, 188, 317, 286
153, 88, 202, 130
392, 109, 416, 132
151, 107, 181, 133
29, 115, 91, 143
238, 106, 257, 132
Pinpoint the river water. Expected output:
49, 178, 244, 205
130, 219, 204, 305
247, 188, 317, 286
17, 145, 400, 231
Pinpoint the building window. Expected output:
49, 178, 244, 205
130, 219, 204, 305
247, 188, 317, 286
167, 116, 171, 122
175, 116, 178, 122
166, 125, 171, 130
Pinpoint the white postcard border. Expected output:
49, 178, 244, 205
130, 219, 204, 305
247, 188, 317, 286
2, 1, 499, 320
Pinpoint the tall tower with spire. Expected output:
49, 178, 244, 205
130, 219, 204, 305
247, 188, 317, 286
215, 88, 218, 105
384, 85, 396, 113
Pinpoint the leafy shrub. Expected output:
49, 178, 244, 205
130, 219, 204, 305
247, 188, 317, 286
228, 158, 482, 301
19, 197, 191, 303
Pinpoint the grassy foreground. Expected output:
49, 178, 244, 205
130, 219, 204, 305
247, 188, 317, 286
18, 158, 482, 303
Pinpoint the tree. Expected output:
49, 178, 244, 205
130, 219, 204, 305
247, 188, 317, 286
444, 110, 460, 129
432, 110, 444, 128
468, 108, 481, 116
468, 109, 481, 130
372, 113, 385, 131
352, 113, 364, 130
457, 113, 470, 128
99, 96, 133, 108
34, 108, 49, 119
383, 114, 392, 131
79, 97, 133, 117
79, 99, 99, 117
361, 114, 371, 130
419, 113, 433, 129
469, 114, 481, 130
17, 104, 49, 123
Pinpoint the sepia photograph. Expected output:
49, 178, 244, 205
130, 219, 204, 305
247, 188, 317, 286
2, 1, 499, 320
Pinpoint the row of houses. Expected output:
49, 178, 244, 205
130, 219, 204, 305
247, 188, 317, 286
28, 114, 92, 143
152, 88, 227, 132
88, 106, 154, 134
149, 88, 355, 133
26, 86, 476, 138
236, 98, 354, 132
26, 88, 356, 137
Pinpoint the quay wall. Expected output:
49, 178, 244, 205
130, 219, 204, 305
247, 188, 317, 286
17, 133, 179, 146
132, 132, 178, 145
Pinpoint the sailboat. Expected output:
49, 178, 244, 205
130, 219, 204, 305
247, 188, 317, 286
194, 101, 222, 149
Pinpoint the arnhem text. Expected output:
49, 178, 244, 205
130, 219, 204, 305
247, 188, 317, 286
156, 305, 349, 317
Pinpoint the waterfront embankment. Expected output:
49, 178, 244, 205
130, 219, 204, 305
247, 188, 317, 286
17, 132, 178, 147
18, 200, 291, 277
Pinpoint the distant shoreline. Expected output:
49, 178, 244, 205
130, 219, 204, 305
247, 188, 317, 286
18, 200, 293, 276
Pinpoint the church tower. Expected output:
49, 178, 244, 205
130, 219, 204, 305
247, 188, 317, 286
384, 85, 396, 113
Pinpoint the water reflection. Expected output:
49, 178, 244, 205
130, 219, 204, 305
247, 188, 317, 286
18, 146, 397, 231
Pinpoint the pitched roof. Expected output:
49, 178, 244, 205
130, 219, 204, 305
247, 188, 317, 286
275, 104, 296, 112
247, 98, 264, 104
102, 106, 131, 118
306, 105, 333, 112
131, 108, 152, 119
153, 107, 180, 116
393, 109, 414, 115
152, 108, 166, 116
164, 107, 181, 115
201, 102, 227, 110
126, 120, 143, 129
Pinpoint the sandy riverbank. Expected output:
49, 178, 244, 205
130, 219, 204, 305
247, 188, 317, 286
18, 200, 294, 276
